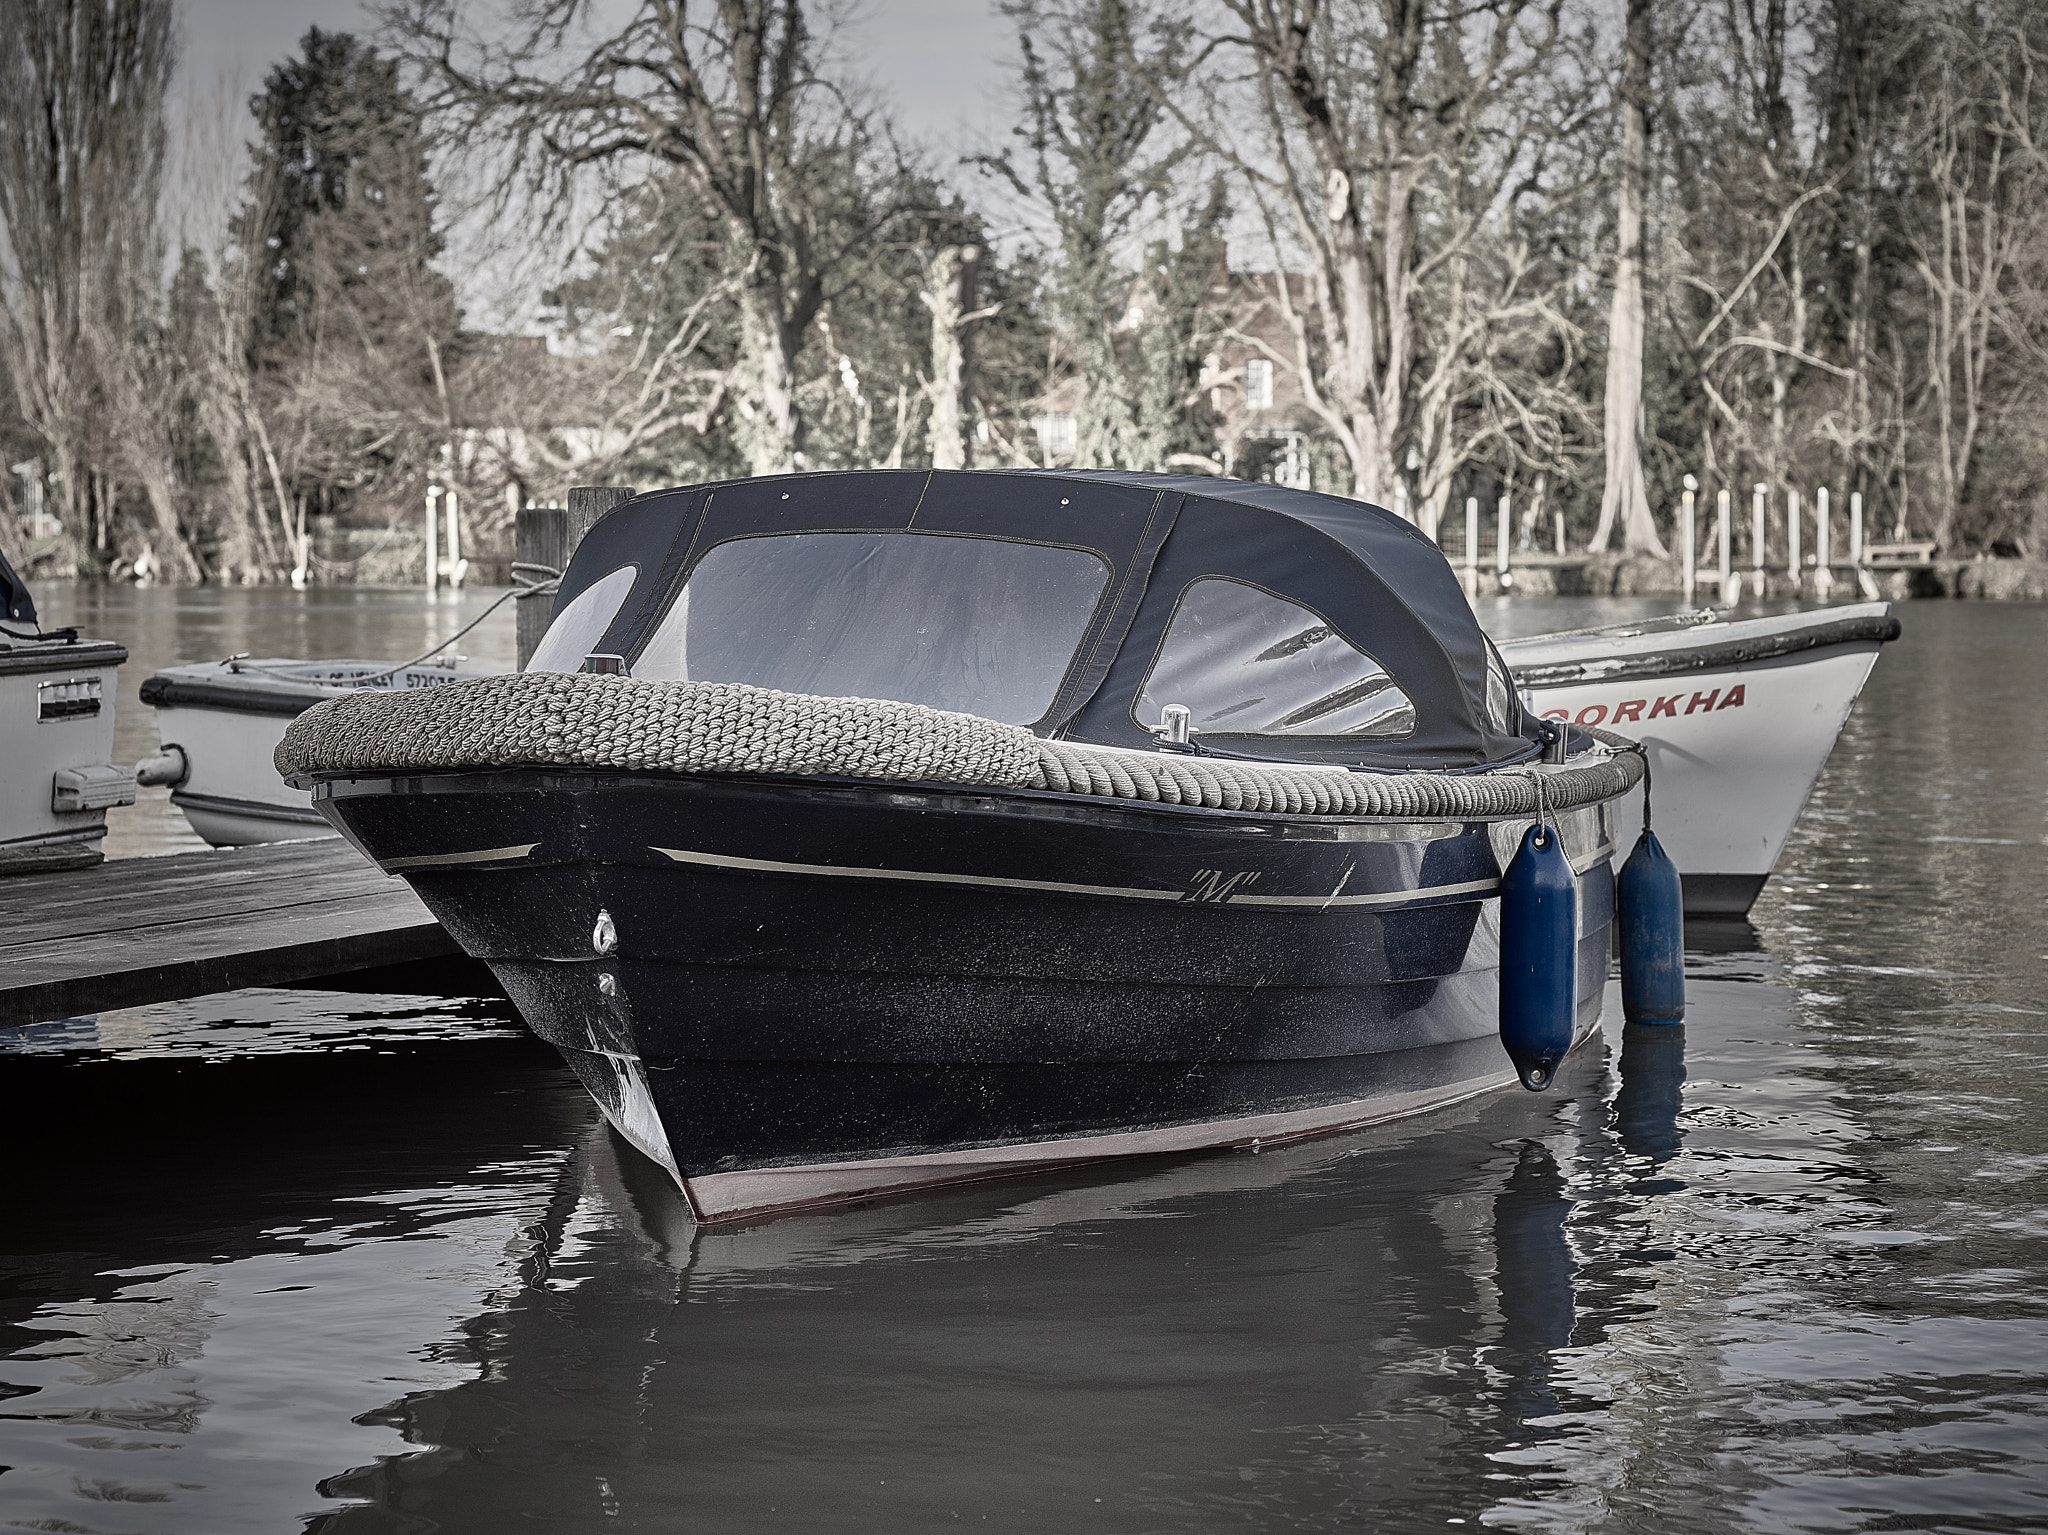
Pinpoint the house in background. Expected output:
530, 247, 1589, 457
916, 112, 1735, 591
1006, 270, 1331, 491
1206, 271, 1320, 492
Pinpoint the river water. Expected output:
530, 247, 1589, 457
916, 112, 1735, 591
3, 593, 2044, 1533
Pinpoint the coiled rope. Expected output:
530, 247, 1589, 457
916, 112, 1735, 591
276, 671, 1642, 819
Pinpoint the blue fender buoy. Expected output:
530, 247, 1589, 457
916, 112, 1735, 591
1618, 828, 1686, 1025
1499, 822, 1579, 1091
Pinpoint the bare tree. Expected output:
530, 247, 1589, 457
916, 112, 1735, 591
1899, 1, 2048, 552
169, 73, 284, 583
1589, 0, 1665, 553
0, 0, 198, 577
979, 0, 1199, 469
1182, 0, 1573, 508
479, 255, 739, 492
1656, 0, 1861, 553
386, 0, 931, 477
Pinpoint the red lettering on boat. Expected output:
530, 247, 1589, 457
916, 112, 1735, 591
1717, 683, 1745, 709
1613, 699, 1646, 723
1574, 704, 1609, 725
1686, 689, 1719, 714
1648, 694, 1682, 718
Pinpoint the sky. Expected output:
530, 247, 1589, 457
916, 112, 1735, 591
172, 0, 1023, 325
176, 0, 1016, 151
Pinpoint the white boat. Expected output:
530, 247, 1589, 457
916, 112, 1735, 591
1, 554, 135, 874
1500, 601, 1900, 915
136, 658, 476, 847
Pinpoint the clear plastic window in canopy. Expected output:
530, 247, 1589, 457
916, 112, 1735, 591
526, 564, 638, 674
633, 531, 1112, 725
1136, 578, 1416, 739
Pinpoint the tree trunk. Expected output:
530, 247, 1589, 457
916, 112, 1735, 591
132, 457, 201, 581
1325, 171, 1389, 500
924, 246, 969, 470
738, 289, 801, 476
212, 432, 264, 583
1591, 0, 1666, 555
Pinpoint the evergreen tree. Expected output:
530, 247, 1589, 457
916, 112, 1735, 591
235, 28, 456, 369
226, 28, 460, 523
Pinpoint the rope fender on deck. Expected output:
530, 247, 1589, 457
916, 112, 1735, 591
275, 671, 1643, 819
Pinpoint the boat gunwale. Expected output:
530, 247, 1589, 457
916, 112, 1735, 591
302, 759, 1629, 838
1505, 609, 1899, 687
142, 661, 473, 718
0, 639, 128, 679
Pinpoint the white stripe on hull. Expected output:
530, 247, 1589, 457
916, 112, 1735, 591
651, 844, 1593, 911
675, 1060, 1573, 1223
380, 841, 540, 871
655, 843, 1185, 901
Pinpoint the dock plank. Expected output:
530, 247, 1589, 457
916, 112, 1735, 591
0, 848, 394, 944
0, 840, 459, 1027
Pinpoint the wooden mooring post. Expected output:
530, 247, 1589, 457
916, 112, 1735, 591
514, 505, 566, 670
514, 485, 637, 671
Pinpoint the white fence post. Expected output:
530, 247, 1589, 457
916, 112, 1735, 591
425, 484, 440, 592
1815, 487, 1833, 598
1751, 483, 1767, 578
1496, 495, 1511, 586
1464, 497, 1479, 587
1786, 489, 1802, 589
1681, 480, 1696, 604
1718, 488, 1734, 604
446, 488, 466, 590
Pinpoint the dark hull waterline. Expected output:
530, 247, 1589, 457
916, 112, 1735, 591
315, 769, 1616, 1221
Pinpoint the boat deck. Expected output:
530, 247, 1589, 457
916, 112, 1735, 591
0, 839, 458, 1027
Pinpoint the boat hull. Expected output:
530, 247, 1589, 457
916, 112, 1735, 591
1524, 645, 1879, 912
141, 661, 474, 847
313, 769, 1617, 1220
1, 638, 130, 875
1507, 604, 1895, 914
149, 697, 333, 844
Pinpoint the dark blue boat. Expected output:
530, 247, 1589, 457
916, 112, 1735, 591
282, 470, 1637, 1220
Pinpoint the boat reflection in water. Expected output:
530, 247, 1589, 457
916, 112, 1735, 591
314, 1012, 1702, 1531
1489, 1139, 1577, 1429
1615, 1024, 1689, 1166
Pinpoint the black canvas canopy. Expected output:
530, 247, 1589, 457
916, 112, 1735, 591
536, 468, 1542, 770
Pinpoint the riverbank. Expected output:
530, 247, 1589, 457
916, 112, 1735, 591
27, 553, 2046, 601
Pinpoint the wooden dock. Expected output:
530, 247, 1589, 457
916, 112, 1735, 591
0, 838, 459, 1028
